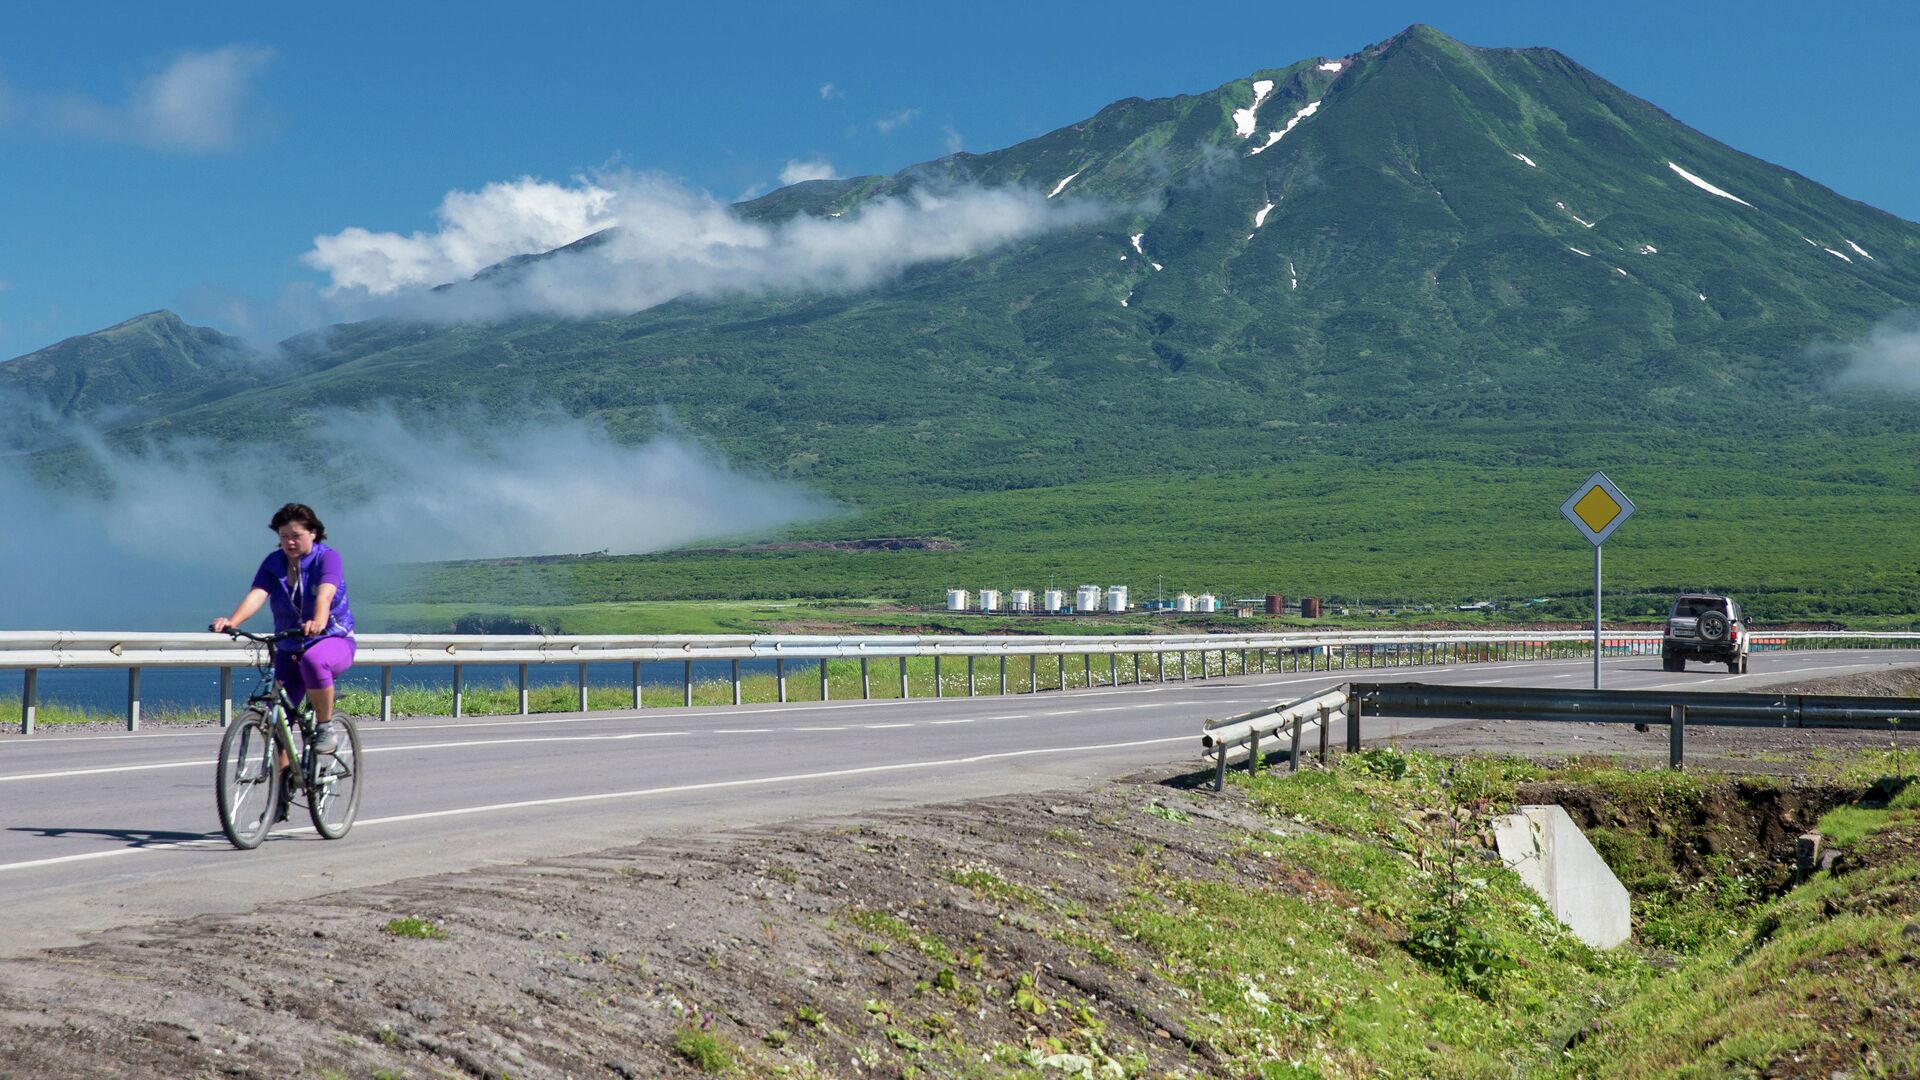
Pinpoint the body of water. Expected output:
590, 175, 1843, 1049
0, 658, 795, 717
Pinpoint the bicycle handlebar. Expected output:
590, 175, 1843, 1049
211, 625, 307, 647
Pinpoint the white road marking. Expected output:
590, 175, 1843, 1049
713, 728, 773, 734
864, 723, 912, 729
930, 719, 975, 725
0, 734, 1196, 875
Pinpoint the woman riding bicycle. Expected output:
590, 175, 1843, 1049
212, 503, 355, 750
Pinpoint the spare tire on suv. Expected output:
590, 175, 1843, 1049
1662, 594, 1749, 674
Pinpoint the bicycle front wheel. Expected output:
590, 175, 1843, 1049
307, 715, 363, 839
216, 710, 281, 849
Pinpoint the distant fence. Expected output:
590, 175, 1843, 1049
1202, 676, 1920, 784
5, 628, 1919, 734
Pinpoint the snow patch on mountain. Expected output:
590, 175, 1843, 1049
1824, 247, 1853, 263
1233, 80, 1275, 138
1254, 202, 1275, 229
1249, 100, 1320, 155
1317, 60, 1344, 72
1121, 291, 1132, 307
1666, 162, 1753, 208
1847, 240, 1875, 261
1288, 260, 1298, 289
1556, 202, 1595, 228
1048, 170, 1084, 198
1638, 245, 1658, 254
1567, 247, 1591, 257
1130, 233, 1146, 255
1511, 153, 1537, 168
1613, 267, 1628, 276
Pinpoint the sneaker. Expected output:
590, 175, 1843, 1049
311, 722, 341, 754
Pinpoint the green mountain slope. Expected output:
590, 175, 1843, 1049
0, 311, 261, 432
9, 26, 1920, 612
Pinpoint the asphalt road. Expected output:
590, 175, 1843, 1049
3, 648, 1916, 957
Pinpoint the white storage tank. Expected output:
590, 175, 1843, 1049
1010, 589, 1034, 612
1042, 589, 1065, 613
979, 589, 1001, 612
1106, 585, 1129, 613
1174, 592, 1195, 613
946, 589, 969, 612
1075, 585, 1103, 614
1197, 593, 1219, 612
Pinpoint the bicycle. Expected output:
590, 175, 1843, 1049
212, 626, 364, 849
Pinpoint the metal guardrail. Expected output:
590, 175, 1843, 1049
1201, 678, 1920, 784
6, 628, 1918, 735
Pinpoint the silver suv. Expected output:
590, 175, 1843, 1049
1662, 593, 1750, 674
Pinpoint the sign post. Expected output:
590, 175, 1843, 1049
1559, 471, 1635, 689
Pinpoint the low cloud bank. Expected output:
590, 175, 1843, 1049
1821, 312, 1920, 394
0, 410, 829, 630
302, 170, 1103, 324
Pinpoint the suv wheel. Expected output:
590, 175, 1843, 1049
1727, 657, 1740, 674
1697, 611, 1730, 643
1662, 651, 1681, 672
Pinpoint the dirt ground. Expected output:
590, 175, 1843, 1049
0, 668, 1912, 1078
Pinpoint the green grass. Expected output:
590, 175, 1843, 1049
382, 917, 448, 940
672, 1026, 734, 1073
383, 457, 1920, 623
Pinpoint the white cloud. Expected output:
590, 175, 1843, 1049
304, 169, 1105, 324
874, 107, 919, 134
0, 45, 272, 151
818, 82, 843, 101
778, 158, 839, 185
0, 409, 830, 629
303, 176, 620, 294
1822, 312, 1920, 394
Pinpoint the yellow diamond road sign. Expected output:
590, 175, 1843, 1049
1560, 471, 1635, 546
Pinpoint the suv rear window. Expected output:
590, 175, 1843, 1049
1671, 597, 1729, 618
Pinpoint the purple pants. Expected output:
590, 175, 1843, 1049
273, 636, 356, 707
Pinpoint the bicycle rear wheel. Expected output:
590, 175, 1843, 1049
307, 715, 363, 839
216, 710, 281, 849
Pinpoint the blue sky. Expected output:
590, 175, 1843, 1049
2, 0, 1915, 356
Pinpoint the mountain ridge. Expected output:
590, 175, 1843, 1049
8, 25, 1919, 509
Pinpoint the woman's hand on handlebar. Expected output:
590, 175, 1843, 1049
211, 618, 234, 634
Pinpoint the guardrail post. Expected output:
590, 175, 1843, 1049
632, 661, 643, 710
1248, 728, 1261, 776
1180, 651, 1189, 681
731, 659, 742, 705
1083, 653, 1092, 688
861, 657, 871, 699
1669, 704, 1686, 770
900, 657, 910, 699
1346, 693, 1362, 752
820, 659, 831, 702
1318, 704, 1330, 763
20, 667, 35, 735
219, 666, 232, 728
935, 656, 944, 698
777, 658, 788, 703
380, 666, 393, 722
998, 656, 1007, 695
579, 661, 590, 712
968, 655, 977, 696
519, 663, 530, 715
1028, 655, 1037, 694
1214, 747, 1228, 792
1157, 652, 1165, 683
127, 667, 140, 731
453, 664, 465, 719
1108, 653, 1117, 687
684, 660, 694, 707
1288, 712, 1302, 772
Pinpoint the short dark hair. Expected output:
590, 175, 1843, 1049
269, 503, 327, 542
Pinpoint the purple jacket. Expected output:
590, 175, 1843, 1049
251, 541, 355, 651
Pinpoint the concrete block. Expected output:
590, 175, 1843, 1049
1494, 804, 1632, 949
